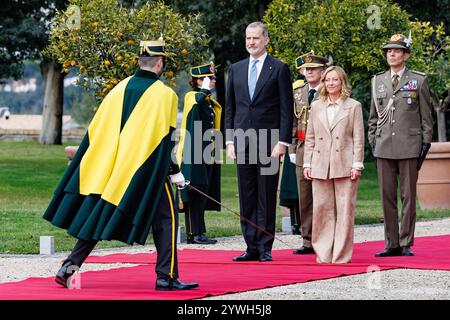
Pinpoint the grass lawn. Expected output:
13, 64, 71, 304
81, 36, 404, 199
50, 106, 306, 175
1, 141, 449, 254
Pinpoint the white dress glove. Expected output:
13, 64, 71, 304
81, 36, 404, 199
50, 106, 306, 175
289, 153, 296, 164
169, 172, 186, 187
200, 76, 211, 90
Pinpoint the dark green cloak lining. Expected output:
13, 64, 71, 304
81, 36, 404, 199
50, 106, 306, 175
279, 157, 299, 208
43, 132, 174, 245
43, 70, 173, 245
178, 93, 221, 211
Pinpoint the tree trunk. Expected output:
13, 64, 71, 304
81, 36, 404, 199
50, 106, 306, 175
39, 59, 65, 145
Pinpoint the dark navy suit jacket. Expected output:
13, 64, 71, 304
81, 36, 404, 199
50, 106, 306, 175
225, 54, 294, 151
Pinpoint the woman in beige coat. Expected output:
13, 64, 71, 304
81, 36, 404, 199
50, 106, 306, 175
303, 66, 364, 264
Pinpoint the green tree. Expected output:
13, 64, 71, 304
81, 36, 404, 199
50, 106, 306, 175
394, 0, 450, 34
160, 0, 272, 106
264, 0, 449, 142
0, 1, 66, 80
409, 21, 450, 141
0, 0, 68, 145
46, 0, 209, 104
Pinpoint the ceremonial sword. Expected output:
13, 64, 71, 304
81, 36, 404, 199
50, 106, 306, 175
178, 181, 291, 248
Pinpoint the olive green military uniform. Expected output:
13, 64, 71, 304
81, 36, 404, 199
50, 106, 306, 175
288, 52, 327, 249
368, 47, 433, 249
288, 81, 320, 248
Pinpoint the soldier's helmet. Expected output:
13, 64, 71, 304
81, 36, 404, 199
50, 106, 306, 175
191, 62, 216, 78
139, 37, 175, 57
295, 51, 328, 69
382, 33, 412, 53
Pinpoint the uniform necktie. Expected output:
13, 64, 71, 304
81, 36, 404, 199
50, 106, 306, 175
392, 74, 399, 91
308, 88, 316, 105
248, 59, 259, 99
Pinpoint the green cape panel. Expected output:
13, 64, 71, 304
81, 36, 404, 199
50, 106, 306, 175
279, 157, 299, 208
178, 90, 221, 212
43, 70, 177, 245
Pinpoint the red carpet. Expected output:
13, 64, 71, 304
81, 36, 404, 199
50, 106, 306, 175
1, 235, 449, 300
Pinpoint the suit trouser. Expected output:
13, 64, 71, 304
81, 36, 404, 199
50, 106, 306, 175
296, 165, 313, 247
377, 158, 418, 248
64, 181, 179, 280
236, 160, 279, 255
184, 165, 213, 236
312, 177, 358, 264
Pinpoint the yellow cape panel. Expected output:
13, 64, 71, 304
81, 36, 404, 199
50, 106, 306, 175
176, 91, 222, 165
79, 79, 178, 206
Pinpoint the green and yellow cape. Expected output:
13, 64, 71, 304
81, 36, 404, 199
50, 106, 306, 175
176, 89, 221, 211
43, 69, 178, 245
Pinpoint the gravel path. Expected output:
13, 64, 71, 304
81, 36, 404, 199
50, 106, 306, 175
1, 217, 449, 299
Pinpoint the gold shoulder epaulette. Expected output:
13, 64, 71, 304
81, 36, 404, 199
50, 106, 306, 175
411, 70, 426, 76
293, 79, 306, 90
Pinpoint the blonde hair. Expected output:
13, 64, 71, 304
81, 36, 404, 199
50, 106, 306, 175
318, 66, 352, 100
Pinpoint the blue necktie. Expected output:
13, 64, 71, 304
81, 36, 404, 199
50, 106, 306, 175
248, 59, 259, 99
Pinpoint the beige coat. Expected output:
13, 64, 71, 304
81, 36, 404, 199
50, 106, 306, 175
304, 97, 365, 179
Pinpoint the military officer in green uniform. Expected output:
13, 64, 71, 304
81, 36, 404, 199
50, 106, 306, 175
43, 38, 198, 291
289, 52, 328, 255
176, 63, 222, 245
279, 74, 305, 235
368, 34, 433, 257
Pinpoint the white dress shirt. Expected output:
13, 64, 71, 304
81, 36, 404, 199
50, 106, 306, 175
308, 84, 320, 95
326, 97, 341, 127
248, 51, 267, 82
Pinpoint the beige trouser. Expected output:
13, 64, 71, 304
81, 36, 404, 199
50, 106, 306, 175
312, 177, 358, 264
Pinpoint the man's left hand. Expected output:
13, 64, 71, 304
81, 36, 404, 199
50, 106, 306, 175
271, 143, 286, 158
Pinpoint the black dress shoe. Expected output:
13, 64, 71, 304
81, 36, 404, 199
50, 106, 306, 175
259, 252, 272, 262
401, 246, 414, 256
187, 234, 217, 245
55, 261, 79, 288
292, 246, 315, 255
374, 247, 402, 257
232, 252, 259, 262
155, 278, 199, 291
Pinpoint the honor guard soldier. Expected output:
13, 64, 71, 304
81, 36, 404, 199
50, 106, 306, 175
177, 62, 222, 245
368, 33, 433, 257
289, 52, 328, 255
44, 37, 199, 291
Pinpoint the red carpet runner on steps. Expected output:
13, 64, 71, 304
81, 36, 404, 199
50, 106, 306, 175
1, 235, 449, 300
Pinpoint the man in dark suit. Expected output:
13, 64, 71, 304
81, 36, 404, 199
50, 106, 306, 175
225, 22, 293, 262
